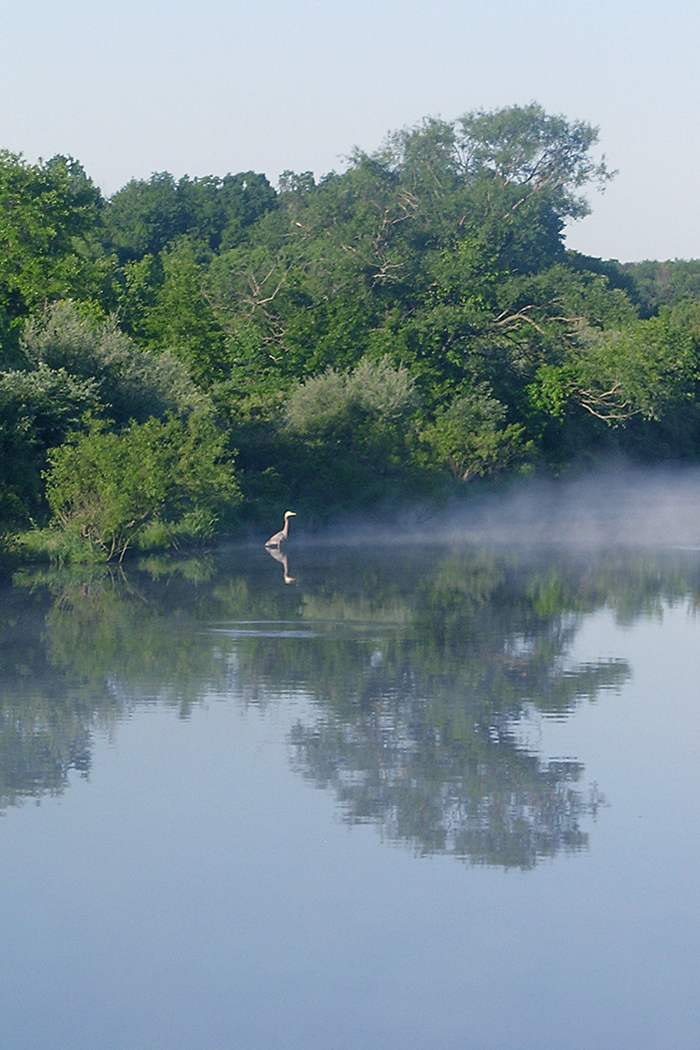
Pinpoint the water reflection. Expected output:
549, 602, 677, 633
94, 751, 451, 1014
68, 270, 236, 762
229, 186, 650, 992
265, 545, 296, 583
2, 545, 699, 866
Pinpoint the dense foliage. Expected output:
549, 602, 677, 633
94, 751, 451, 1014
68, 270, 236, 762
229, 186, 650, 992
2, 103, 700, 557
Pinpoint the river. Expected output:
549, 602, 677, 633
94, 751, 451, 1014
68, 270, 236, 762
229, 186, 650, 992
1, 543, 699, 1049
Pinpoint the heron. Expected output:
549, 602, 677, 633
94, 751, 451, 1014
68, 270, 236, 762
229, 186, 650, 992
265, 510, 296, 549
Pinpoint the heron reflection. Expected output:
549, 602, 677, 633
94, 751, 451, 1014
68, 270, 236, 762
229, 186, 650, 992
266, 545, 296, 584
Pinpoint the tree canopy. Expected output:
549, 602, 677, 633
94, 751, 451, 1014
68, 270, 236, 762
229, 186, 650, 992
2, 103, 700, 556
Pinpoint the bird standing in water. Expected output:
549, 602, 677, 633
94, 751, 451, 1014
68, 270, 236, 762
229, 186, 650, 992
265, 510, 296, 548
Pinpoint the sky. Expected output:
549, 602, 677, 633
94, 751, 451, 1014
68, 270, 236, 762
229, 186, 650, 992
1, 0, 699, 262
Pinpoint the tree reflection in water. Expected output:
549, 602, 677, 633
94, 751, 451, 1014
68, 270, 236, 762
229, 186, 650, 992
287, 550, 626, 868
2, 545, 699, 867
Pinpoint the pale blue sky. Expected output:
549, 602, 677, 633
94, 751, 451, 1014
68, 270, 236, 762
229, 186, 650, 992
2, 0, 699, 261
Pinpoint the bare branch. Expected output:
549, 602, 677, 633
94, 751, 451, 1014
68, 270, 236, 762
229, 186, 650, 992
493, 307, 545, 335
576, 382, 637, 421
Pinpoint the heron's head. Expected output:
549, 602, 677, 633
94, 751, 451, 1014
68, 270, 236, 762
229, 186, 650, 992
284, 510, 296, 519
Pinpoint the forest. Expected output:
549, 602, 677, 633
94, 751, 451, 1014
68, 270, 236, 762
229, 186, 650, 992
2, 102, 700, 561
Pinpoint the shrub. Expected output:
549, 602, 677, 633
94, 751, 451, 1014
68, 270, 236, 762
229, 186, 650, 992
281, 357, 423, 511
0, 364, 99, 527
44, 412, 239, 560
285, 356, 417, 434
422, 385, 530, 481
22, 300, 206, 425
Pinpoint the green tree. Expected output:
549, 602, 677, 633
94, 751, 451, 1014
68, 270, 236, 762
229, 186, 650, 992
528, 306, 700, 425
0, 152, 102, 357
623, 259, 700, 318
205, 105, 615, 405
103, 170, 277, 263
281, 358, 423, 512
137, 240, 228, 381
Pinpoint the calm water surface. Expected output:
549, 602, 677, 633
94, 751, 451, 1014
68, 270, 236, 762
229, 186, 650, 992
1, 544, 700, 1049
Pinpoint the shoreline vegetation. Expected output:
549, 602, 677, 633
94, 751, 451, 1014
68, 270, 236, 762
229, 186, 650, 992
3, 103, 700, 565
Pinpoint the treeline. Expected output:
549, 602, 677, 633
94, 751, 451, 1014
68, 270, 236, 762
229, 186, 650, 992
2, 104, 700, 559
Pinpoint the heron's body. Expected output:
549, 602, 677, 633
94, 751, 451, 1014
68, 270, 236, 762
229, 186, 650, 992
265, 510, 296, 548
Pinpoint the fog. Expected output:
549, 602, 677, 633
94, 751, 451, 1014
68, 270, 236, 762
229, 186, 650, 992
308, 466, 700, 549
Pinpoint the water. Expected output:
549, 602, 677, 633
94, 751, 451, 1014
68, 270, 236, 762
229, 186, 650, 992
1, 544, 700, 1049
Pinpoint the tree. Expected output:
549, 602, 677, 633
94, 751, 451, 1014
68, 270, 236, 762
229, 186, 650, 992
455, 103, 613, 217
136, 240, 228, 382
0, 152, 102, 357
528, 306, 700, 425
103, 170, 277, 263
102, 172, 183, 263
205, 105, 616, 404
623, 259, 700, 318
281, 358, 422, 511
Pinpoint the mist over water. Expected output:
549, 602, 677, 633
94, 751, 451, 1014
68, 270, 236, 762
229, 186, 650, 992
315, 465, 700, 549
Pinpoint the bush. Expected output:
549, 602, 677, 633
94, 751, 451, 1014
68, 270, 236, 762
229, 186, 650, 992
281, 357, 423, 512
44, 412, 239, 560
422, 385, 530, 481
22, 300, 206, 425
0, 364, 99, 527
285, 356, 417, 434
